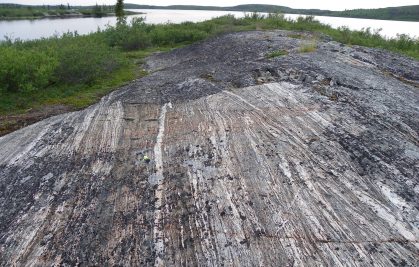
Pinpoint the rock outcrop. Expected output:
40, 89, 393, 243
1, 31, 418, 266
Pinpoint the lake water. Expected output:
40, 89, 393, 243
0, 9, 418, 41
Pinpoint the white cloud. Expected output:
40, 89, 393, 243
1, 0, 418, 11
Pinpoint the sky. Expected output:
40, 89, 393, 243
1, 1, 418, 11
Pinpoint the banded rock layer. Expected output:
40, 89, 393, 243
1, 31, 418, 266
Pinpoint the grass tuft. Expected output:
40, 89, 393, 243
266, 50, 289, 58
288, 33, 305, 39
299, 41, 317, 53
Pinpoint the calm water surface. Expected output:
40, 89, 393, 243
0, 9, 418, 41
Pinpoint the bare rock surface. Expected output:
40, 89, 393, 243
0, 30, 418, 266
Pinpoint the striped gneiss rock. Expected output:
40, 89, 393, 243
0, 30, 418, 266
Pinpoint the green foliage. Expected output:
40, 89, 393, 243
266, 50, 289, 58
288, 33, 304, 39
0, 33, 124, 93
106, 18, 152, 50
115, 0, 126, 25
54, 36, 123, 84
245, 12, 266, 21
0, 46, 57, 92
148, 23, 208, 46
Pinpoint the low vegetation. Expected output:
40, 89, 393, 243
299, 41, 318, 53
266, 50, 289, 58
0, 13, 418, 134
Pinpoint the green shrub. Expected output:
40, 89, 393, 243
244, 12, 266, 21
211, 15, 237, 25
336, 26, 352, 44
105, 18, 152, 51
0, 46, 57, 92
393, 34, 416, 50
122, 18, 152, 51
149, 25, 208, 46
122, 29, 152, 51
54, 37, 123, 84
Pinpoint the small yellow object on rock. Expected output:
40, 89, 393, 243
143, 155, 151, 163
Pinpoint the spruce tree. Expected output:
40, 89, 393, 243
115, 0, 126, 25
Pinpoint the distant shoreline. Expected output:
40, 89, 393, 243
1, 3, 418, 22
124, 4, 419, 22
0, 11, 144, 21
127, 8, 419, 23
